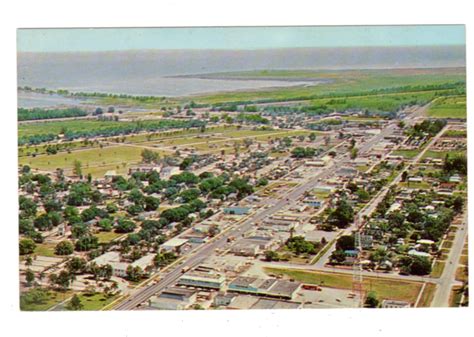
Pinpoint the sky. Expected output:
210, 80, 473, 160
17, 25, 465, 52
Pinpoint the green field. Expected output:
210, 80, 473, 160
416, 283, 437, 308
77, 293, 120, 311
391, 149, 421, 159
422, 150, 466, 160
95, 231, 124, 244
442, 129, 467, 138
189, 68, 465, 105
431, 261, 445, 278
19, 145, 157, 178
34, 243, 57, 257
20, 289, 73, 311
427, 95, 466, 119
264, 267, 424, 303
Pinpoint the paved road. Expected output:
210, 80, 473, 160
431, 211, 468, 307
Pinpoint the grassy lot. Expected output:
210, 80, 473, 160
442, 130, 467, 138
264, 267, 423, 303
356, 165, 370, 173
416, 283, 437, 308
459, 255, 468, 266
19, 145, 158, 178
399, 181, 432, 189
422, 150, 466, 160
391, 149, 421, 159
20, 288, 73, 311
427, 95, 467, 119
442, 240, 454, 249
95, 231, 124, 244
431, 261, 445, 278
449, 286, 464, 307
455, 266, 468, 282
77, 293, 120, 311
34, 243, 57, 257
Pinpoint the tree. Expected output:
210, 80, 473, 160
20, 238, 36, 255
75, 235, 99, 251
330, 250, 346, 264
126, 265, 143, 282
141, 149, 160, 164
409, 256, 432, 275
350, 147, 358, 160
265, 250, 280, 262
66, 257, 87, 274
50, 270, 75, 290
285, 236, 316, 255
115, 218, 136, 233
335, 235, 355, 251
25, 269, 35, 286
309, 132, 317, 142
328, 199, 354, 229
453, 195, 464, 213
67, 294, 83, 311
55, 240, 74, 255
365, 291, 379, 308
98, 218, 113, 232
73, 160, 82, 177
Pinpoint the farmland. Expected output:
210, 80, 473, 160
427, 95, 467, 119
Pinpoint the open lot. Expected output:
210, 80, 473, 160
427, 95, 467, 119
19, 145, 160, 178
264, 267, 424, 304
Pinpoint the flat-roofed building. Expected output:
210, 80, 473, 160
251, 298, 302, 310
381, 300, 411, 308
160, 238, 188, 253
149, 287, 198, 310
228, 276, 301, 300
178, 270, 225, 290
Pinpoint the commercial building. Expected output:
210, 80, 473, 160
228, 276, 301, 300
178, 269, 225, 290
381, 300, 411, 308
149, 287, 198, 310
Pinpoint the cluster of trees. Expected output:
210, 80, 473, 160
291, 147, 316, 158
18, 107, 88, 121
327, 199, 355, 229
19, 119, 207, 146
329, 235, 355, 264
444, 153, 467, 175
285, 236, 318, 255
409, 119, 447, 138
398, 255, 432, 275
235, 113, 270, 125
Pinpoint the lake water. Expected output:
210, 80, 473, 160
17, 46, 465, 107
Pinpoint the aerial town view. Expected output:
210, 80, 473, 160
17, 26, 468, 311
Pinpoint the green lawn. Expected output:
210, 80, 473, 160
20, 288, 73, 311
422, 150, 466, 160
417, 283, 437, 308
19, 145, 159, 177
34, 243, 57, 257
264, 267, 423, 303
391, 149, 421, 159
449, 286, 464, 307
431, 261, 445, 278
427, 95, 466, 119
77, 293, 120, 311
95, 231, 124, 244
